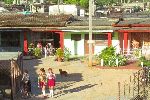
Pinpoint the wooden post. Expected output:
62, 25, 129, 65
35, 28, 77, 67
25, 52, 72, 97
24, 32, 28, 55
118, 82, 120, 100
124, 32, 128, 53
108, 32, 112, 46
58, 31, 64, 50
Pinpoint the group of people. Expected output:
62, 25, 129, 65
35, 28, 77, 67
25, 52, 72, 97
38, 68, 56, 98
21, 68, 56, 98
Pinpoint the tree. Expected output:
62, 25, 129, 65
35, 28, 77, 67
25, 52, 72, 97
64, 0, 88, 8
80, 0, 88, 9
64, 0, 80, 5
95, 0, 118, 6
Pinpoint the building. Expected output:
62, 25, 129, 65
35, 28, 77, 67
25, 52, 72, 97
0, 13, 118, 56
113, 16, 150, 56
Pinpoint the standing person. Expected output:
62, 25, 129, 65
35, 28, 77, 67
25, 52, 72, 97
47, 68, 56, 98
38, 68, 47, 98
21, 69, 31, 97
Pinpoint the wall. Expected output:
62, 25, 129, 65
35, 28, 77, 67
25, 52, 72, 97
49, 5, 78, 15
64, 32, 84, 56
64, 32, 120, 56
112, 32, 120, 54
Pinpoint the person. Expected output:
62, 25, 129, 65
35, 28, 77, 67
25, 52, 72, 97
21, 69, 31, 97
38, 68, 47, 98
47, 68, 56, 98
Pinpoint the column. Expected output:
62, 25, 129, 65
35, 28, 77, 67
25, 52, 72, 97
59, 31, 64, 49
108, 32, 112, 46
24, 32, 28, 55
124, 32, 128, 51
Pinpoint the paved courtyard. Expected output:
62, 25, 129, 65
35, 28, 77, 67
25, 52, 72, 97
18, 56, 139, 100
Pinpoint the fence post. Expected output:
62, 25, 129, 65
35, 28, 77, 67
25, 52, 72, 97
133, 73, 135, 97
118, 82, 120, 100
138, 71, 140, 95
141, 62, 144, 68
116, 59, 119, 67
101, 59, 103, 66
124, 83, 126, 96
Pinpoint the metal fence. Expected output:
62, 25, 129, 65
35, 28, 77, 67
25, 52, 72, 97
118, 67, 150, 100
0, 52, 23, 100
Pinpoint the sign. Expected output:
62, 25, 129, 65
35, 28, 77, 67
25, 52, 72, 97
87, 40, 95, 44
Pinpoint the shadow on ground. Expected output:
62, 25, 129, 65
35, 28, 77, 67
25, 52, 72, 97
55, 83, 98, 98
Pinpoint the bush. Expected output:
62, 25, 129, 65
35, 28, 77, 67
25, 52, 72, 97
28, 43, 35, 56
34, 47, 42, 58
56, 48, 64, 58
98, 46, 127, 66
139, 56, 150, 67
64, 47, 71, 61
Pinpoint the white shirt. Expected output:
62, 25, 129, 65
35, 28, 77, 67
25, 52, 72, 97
47, 73, 56, 80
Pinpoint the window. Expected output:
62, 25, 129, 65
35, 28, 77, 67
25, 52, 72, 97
94, 34, 108, 40
0, 31, 20, 47
71, 34, 81, 41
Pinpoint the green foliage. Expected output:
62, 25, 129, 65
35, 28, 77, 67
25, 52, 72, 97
64, 47, 71, 61
64, 0, 88, 8
95, 0, 118, 6
133, 49, 140, 57
64, 0, 80, 5
56, 48, 64, 58
139, 56, 150, 67
4, 0, 13, 4
80, 0, 88, 9
99, 46, 116, 61
98, 46, 127, 66
28, 43, 35, 56
33, 47, 42, 58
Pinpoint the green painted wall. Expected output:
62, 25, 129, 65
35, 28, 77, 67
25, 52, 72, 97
112, 32, 119, 40
64, 32, 84, 56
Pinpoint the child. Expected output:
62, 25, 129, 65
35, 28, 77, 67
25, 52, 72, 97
21, 69, 31, 96
47, 68, 56, 98
38, 68, 47, 98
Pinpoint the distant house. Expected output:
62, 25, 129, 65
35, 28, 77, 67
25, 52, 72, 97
49, 5, 85, 17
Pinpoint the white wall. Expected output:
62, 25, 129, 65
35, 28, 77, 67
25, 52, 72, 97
94, 45, 107, 54
49, 5, 77, 15
112, 40, 120, 54
64, 33, 84, 56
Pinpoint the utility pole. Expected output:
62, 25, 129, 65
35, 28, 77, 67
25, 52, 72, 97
58, 0, 60, 14
88, 0, 93, 67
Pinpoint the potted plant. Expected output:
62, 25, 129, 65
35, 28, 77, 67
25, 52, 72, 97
56, 48, 64, 62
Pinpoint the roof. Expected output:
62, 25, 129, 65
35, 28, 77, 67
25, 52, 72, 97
67, 18, 116, 26
0, 13, 72, 27
114, 18, 150, 27
0, 13, 117, 30
113, 17, 150, 32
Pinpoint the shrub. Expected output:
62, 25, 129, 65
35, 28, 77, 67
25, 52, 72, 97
139, 56, 150, 67
98, 46, 127, 67
33, 47, 42, 58
64, 47, 71, 61
28, 43, 35, 56
56, 48, 64, 58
